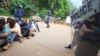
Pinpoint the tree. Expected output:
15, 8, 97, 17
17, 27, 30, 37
53, 0, 70, 19
34, 0, 70, 19
9, 0, 36, 17
0, 0, 71, 19
69, 2, 78, 14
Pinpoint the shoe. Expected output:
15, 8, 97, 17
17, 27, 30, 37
31, 34, 35, 37
38, 31, 40, 32
3, 43, 11, 51
19, 39, 23, 43
65, 45, 71, 49
27, 37, 30, 39
19, 36, 23, 43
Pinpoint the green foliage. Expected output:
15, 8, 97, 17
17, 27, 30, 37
54, 0, 70, 19
9, 0, 36, 17
35, 0, 70, 19
0, 0, 71, 19
24, 4, 35, 16
39, 9, 48, 19
0, 8, 12, 16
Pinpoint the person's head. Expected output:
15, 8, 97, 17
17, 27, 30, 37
22, 19, 27, 24
31, 19, 34, 21
29, 20, 32, 24
7, 17, 11, 23
15, 18, 18, 22
9, 18, 16, 28
33, 20, 36, 23
0, 17, 5, 31
48, 10, 51, 12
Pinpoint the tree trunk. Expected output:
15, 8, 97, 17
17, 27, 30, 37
3, 0, 9, 10
7, 0, 9, 7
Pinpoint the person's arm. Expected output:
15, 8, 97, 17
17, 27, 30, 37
9, 24, 17, 33
0, 27, 10, 38
79, 24, 94, 36
10, 28, 17, 33
0, 33, 9, 38
81, 24, 94, 33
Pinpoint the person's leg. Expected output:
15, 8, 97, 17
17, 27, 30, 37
9, 32, 17, 43
65, 29, 79, 49
46, 22, 48, 28
29, 28, 35, 37
47, 22, 50, 28
75, 40, 100, 56
3, 32, 17, 50
0, 39, 5, 47
71, 30, 79, 48
36, 25, 40, 32
18, 36, 23, 43
23, 29, 30, 39
26, 29, 30, 38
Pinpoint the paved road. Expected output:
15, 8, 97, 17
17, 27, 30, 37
0, 22, 74, 56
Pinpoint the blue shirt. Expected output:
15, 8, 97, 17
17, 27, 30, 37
0, 27, 10, 34
21, 23, 31, 30
16, 8, 24, 17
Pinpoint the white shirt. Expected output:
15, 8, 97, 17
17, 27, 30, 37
31, 22, 36, 30
7, 23, 22, 36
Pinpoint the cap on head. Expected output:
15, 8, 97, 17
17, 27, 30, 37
19, 5, 23, 8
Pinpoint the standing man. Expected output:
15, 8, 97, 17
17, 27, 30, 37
45, 10, 51, 28
75, 13, 100, 56
65, 22, 82, 49
15, 5, 24, 25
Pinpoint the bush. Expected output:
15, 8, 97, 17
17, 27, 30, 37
10, 0, 36, 17
39, 9, 48, 19
0, 8, 12, 16
24, 4, 35, 16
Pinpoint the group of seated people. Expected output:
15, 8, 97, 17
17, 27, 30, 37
0, 17, 40, 51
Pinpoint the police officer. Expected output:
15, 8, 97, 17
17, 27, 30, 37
45, 10, 51, 28
75, 13, 100, 56
15, 5, 24, 25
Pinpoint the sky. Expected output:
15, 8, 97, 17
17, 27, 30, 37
71, 0, 82, 8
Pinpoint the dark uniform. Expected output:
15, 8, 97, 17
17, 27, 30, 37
75, 13, 100, 56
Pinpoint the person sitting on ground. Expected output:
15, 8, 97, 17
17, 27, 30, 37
33, 20, 40, 32
8, 18, 23, 42
0, 17, 10, 50
20, 19, 31, 39
29, 20, 36, 37
3, 18, 23, 50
